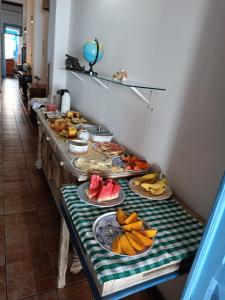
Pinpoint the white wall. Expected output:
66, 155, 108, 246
66, 0, 225, 220
64, 1, 225, 298
47, 0, 71, 95
25, 0, 34, 67
33, 0, 48, 81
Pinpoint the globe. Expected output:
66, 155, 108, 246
82, 39, 103, 74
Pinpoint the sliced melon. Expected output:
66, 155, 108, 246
116, 209, 127, 225
125, 232, 145, 251
139, 229, 157, 238
120, 234, 136, 256
132, 231, 153, 247
124, 212, 138, 225
122, 220, 143, 232
111, 236, 122, 254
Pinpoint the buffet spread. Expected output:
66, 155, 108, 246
36, 108, 203, 297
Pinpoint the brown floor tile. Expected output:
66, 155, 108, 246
57, 281, 93, 300
2, 146, 23, 155
30, 172, 50, 193
23, 290, 58, 300
35, 190, 55, 210
25, 155, 38, 170
49, 252, 86, 286
3, 158, 27, 170
43, 228, 60, 254
0, 266, 6, 300
7, 256, 55, 300
3, 168, 30, 183
6, 230, 47, 264
5, 211, 41, 234
4, 181, 37, 214
0, 216, 4, 238
0, 238, 5, 266
39, 207, 61, 230
0, 197, 3, 216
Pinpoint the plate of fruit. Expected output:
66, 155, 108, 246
93, 209, 157, 256
93, 142, 126, 156
129, 173, 172, 200
112, 153, 150, 172
77, 175, 125, 207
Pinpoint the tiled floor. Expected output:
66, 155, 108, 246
0, 79, 164, 300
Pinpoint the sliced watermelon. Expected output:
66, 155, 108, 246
89, 175, 102, 190
97, 180, 114, 202
86, 175, 103, 199
111, 182, 121, 199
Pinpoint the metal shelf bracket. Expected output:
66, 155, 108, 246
91, 77, 108, 90
130, 87, 150, 105
71, 71, 85, 82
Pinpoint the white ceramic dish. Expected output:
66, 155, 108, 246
129, 177, 173, 200
89, 133, 113, 143
67, 139, 89, 154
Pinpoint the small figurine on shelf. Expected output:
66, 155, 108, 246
65, 54, 85, 72
112, 68, 128, 81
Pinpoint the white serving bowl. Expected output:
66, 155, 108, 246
89, 133, 113, 143
67, 139, 89, 154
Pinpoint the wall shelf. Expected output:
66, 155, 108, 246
61, 68, 166, 105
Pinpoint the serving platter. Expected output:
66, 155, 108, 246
129, 177, 172, 200
112, 156, 150, 173
93, 142, 125, 155
92, 212, 154, 256
77, 182, 125, 208
72, 157, 111, 172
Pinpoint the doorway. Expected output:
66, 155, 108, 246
1, 24, 22, 78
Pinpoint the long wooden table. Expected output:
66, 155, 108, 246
35, 109, 150, 288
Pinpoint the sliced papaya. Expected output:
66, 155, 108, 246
125, 232, 145, 251
124, 212, 138, 225
120, 234, 136, 256
139, 229, 157, 238
132, 231, 153, 247
116, 209, 127, 225
111, 235, 122, 254
122, 220, 143, 232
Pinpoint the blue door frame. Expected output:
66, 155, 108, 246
1, 23, 22, 78
181, 172, 225, 300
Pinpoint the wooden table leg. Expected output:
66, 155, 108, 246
35, 121, 43, 169
57, 217, 70, 288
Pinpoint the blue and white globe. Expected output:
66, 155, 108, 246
82, 39, 103, 64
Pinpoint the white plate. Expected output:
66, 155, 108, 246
92, 212, 154, 256
129, 178, 172, 200
77, 182, 125, 208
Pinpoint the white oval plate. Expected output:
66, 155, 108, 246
77, 182, 125, 208
129, 178, 172, 200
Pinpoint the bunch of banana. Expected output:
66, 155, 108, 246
133, 173, 167, 196
141, 180, 166, 195
133, 173, 158, 186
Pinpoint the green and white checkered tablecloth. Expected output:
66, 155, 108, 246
61, 179, 204, 285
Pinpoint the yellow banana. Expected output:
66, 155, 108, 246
134, 173, 158, 186
141, 181, 165, 191
140, 173, 157, 181
150, 187, 165, 195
